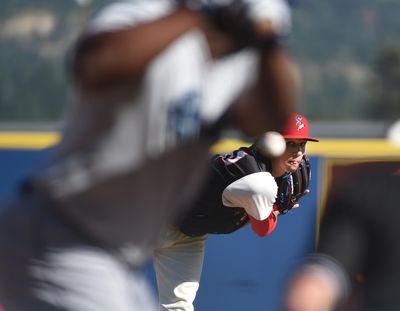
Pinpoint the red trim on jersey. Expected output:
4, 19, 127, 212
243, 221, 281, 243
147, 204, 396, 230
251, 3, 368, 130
249, 213, 277, 237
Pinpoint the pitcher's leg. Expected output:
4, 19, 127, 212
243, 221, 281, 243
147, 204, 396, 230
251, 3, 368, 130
153, 228, 206, 311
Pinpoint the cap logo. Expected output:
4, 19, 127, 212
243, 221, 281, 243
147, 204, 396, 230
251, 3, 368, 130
295, 115, 304, 131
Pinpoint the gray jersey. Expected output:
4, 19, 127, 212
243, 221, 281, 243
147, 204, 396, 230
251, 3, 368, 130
33, 0, 260, 260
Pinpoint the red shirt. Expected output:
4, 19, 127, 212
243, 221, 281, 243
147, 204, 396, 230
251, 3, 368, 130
249, 206, 278, 237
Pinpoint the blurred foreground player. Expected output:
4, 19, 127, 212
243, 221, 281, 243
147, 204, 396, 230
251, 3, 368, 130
284, 161, 400, 311
153, 113, 319, 310
0, 0, 298, 310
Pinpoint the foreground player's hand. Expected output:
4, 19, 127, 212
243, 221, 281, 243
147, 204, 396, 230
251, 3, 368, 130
178, 0, 291, 43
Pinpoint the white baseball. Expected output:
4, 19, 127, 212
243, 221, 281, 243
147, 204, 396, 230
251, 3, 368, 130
257, 131, 286, 158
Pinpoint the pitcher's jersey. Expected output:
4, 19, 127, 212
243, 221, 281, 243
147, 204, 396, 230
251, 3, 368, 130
179, 145, 277, 237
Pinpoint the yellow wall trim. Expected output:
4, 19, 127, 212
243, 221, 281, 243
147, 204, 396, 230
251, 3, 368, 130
0, 132, 60, 150
1, 133, 400, 157
212, 138, 400, 158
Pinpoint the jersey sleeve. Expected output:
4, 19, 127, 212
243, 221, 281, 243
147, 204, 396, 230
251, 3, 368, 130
222, 172, 278, 221
202, 49, 258, 123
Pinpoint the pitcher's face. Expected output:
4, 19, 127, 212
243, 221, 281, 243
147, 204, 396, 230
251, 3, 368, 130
274, 140, 307, 175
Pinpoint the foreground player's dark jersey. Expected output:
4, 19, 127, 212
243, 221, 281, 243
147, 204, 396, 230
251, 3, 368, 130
178, 145, 272, 237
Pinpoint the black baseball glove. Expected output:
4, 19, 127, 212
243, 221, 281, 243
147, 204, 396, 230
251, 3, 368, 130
274, 155, 311, 214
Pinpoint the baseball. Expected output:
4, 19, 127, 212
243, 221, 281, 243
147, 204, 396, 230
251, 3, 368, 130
257, 131, 286, 158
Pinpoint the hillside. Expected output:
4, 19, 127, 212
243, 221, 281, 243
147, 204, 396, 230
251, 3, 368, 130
288, 0, 400, 121
0, 0, 399, 123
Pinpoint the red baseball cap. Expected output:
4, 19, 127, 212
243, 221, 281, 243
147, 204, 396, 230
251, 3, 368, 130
280, 113, 319, 142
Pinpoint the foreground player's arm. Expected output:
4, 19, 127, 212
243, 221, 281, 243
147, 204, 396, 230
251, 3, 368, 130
231, 46, 297, 136
72, 0, 297, 137
72, 7, 204, 91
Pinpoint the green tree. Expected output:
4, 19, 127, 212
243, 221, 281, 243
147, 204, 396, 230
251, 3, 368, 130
366, 43, 400, 121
